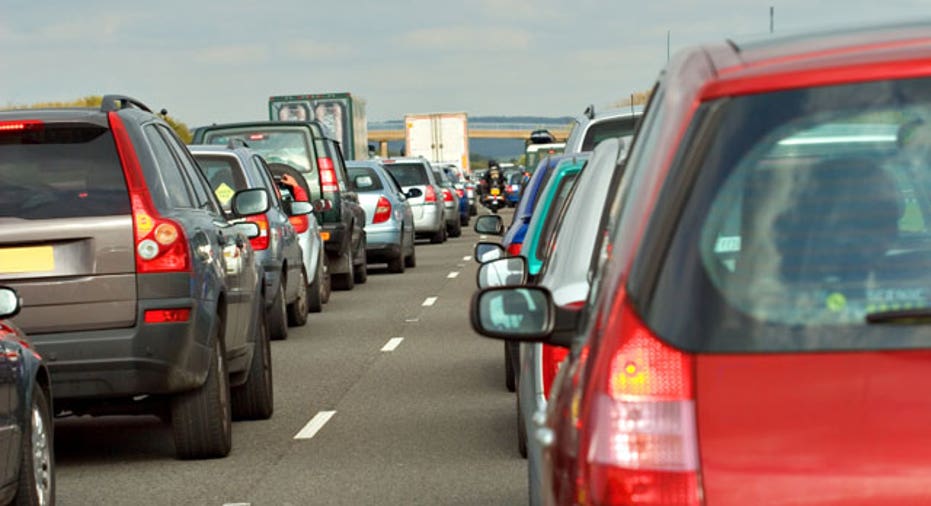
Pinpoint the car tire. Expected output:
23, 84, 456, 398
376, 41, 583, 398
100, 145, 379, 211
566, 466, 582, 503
231, 310, 273, 420
430, 226, 445, 244
308, 257, 324, 314
449, 219, 462, 238
171, 322, 232, 459
321, 253, 332, 304
353, 235, 368, 284
517, 384, 528, 459
268, 279, 288, 341
286, 268, 308, 327
460, 215, 469, 227
332, 250, 355, 291
14, 385, 54, 506
505, 342, 516, 392
404, 237, 417, 268
387, 250, 405, 274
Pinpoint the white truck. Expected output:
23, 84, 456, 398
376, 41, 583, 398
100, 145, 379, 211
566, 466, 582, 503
404, 112, 470, 175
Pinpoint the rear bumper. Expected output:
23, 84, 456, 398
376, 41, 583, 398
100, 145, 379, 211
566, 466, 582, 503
413, 205, 444, 234
32, 297, 213, 401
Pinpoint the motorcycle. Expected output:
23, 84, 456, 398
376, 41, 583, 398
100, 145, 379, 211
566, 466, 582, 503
482, 186, 506, 214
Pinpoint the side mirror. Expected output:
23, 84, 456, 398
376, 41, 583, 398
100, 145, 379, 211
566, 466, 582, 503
289, 201, 313, 216
234, 222, 261, 239
474, 214, 504, 235
314, 199, 333, 212
0, 287, 21, 319
477, 257, 527, 289
406, 188, 423, 199
232, 188, 270, 217
470, 286, 553, 341
474, 241, 505, 263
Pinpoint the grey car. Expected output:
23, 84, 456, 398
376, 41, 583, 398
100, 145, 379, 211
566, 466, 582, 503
190, 143, 315, 340
347, 161, 417, 273
432, 167, 463, 238
518, 137, 628, 505
563, 105, 643, 154
381, 157, 447, 243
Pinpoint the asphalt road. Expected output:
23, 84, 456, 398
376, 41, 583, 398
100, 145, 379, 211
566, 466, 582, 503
53, 209, 527, 505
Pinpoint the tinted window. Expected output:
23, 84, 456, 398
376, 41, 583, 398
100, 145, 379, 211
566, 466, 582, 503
194, 155, 249, 211
536, 173, 579, 261
347, 166, 384, 192
0, 123, 130, 219
645, 77, 931, 353
144, 125, 193, 209
253, 156, 283, 209
162, 126, 217, 212
203, 128, 316, 176
383, 163, 430, 186
582, 116, 638, 151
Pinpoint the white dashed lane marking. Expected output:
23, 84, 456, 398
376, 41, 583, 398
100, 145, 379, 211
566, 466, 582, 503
294, 411, 336, 440
381, 337, 404, 352
463, 256, 472, 261
422, 297, 438, 307
447, 271, 459, 279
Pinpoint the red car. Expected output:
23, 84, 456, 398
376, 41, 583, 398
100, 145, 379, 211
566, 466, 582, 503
474, 20, 931, 505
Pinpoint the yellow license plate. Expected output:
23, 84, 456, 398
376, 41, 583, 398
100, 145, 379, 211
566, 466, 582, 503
0, 246, 55, 274
490, 188, 501, 196
320, 231, 331, 241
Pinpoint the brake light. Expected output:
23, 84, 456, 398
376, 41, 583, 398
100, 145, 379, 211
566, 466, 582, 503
289, 215, 310, 234
110, 112, 190, 274
456, 189, 465, 198
144, 308, 191, 324
424, 185, 437, 203
578, 295, 699, 506
443, 188, 454, 202
0, 120, 44, 132
246, 214, 270, 250
373, 196, 392, 224
318, 157, 339, 192
542, 301, 584, 399
507, 242, 523, 257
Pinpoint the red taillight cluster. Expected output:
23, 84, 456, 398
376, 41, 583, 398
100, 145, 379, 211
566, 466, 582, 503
319, 157, 339, 193
543, 344, 570, 399
0, 120, 44, 133
144, 308, 191, 324
373, 196, 392, 224
442, 188, 454, 202
109, 113, 191, 274
456, 188, 465, 198
424, 185, 437, 203
507, 242, 523, 257
246, 214, 270, 250
289, 215, 310, 234
578, 296, 700, 506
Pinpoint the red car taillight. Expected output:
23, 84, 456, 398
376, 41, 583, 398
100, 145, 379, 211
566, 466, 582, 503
144, 308, 191, 324
507, 242, 523, 257
289, 215, 310, 234
442, 188, 454, 202
542, 301, 583, 399
318, 157, 339, 193
373, 196, 392, 224
456, 188, 465, 198
0, 120, 44, 132
110, 112, 190, 274
246, 214, 270, 250
578, 296, 700, 506
424, 185, 437, 203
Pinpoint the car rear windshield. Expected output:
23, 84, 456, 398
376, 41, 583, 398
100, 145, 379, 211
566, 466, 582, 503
581, 116, 638, 151
641, 76, 931, 353
383, 163, 429, 186
193, 155, 249, 211
0, 123, 130, 219
202, 128, 315, 176
347, 166, 384, 192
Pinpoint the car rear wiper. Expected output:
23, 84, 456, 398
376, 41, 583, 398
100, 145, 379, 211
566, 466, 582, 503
865, 307, 931, 324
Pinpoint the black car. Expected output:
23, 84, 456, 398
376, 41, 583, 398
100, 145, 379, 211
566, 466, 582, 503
0, 287, 54, 505
192, 121, 367, 291
0, 95, 271, 459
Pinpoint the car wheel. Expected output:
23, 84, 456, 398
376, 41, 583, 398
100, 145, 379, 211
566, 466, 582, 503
505, 342, 516, 392
387, 251, 405, 274
404, 233, 417, 268
14, 385, 54, 506
516, 386, 528, 459
430, 226, 445, 244
353, 235, 368, 284
449, 218, 462, 238
321, 253, 332, 304
332, 249, 355, 291
286, 268, 308, 327
268, 278, 288, 340
171, 321, 232, 459
460, 215, 469, 227
308, 256, 324, 313
231, 310, 273, 420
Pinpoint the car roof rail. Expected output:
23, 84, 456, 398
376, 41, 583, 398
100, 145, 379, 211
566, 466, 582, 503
100, 94, 153, 113
227, 138, 250, 149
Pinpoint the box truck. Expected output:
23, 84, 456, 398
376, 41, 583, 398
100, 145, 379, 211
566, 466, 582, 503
269, 92, 368, 160
404, 112, 470, 174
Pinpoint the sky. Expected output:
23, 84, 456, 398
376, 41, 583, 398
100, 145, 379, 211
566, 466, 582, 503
1, 0, 929, 127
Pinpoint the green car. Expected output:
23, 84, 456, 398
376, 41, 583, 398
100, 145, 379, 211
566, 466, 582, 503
520, 155, 588, 277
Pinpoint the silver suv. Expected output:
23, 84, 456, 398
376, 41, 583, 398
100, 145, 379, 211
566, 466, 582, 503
563, 105, 643, 154
380, 157, 447, 243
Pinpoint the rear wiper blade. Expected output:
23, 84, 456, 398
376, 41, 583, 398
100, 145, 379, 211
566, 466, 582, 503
865, 308, 931, 324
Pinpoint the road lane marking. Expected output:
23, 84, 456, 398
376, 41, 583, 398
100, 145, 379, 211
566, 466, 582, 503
294, 411, 336, 440
447, 271, 459, 279
223, 503, 251, 506
480, 235, 488, 240
463, 255, 472, 261
382, 337, 404, 352
422, 297, 437, 307
405, 318, 419, 323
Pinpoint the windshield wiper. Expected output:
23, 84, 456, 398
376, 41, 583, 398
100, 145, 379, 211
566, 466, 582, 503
866, 307, 931, 324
